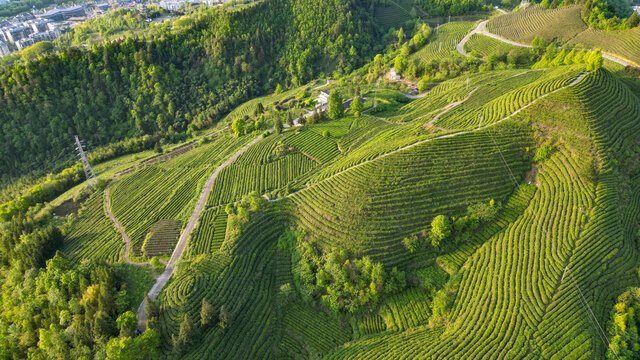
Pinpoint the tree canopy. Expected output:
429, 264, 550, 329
0, 0, 377, 185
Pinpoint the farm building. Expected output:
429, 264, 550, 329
316, 90, 330, 106
389, 67, 401, 80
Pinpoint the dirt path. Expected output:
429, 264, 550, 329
457, 19, 632, 67
313, 79, 334, 90
104, 185, 153, 266
105, 128, 226, 268
493, 6, 507, 14
364, 86, 476, 126
428, 87, 479, 125
135, 119, 311, 331
268, 71, 587, 202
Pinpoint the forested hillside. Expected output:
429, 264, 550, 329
0, 0, 376, 183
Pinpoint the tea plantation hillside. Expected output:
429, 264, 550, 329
3, 5, 640, 359
46, 61, 640, 358
486, 5, 640, 66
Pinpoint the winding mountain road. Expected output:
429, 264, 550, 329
105, 129, 225, 267
457, 19, 632, 68
133, 119, 312, 330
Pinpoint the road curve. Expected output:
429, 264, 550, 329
457, 20, 489, 58
457, 19, 632, 68
268, 71, 587, 202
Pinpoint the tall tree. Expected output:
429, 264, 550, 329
144, 295, 159, 320
327, 91, 344, 120
274, 117, 283, 135
286, 112, 294, 126
232, 118, 246, 137
351, 96, 363, 117
200, 299, 215, 327
430, 215, 451, 247
219, 305, 230, 330
116, 311, 137, 338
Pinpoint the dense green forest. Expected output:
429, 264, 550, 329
0, 215, 160, 359
0, 0, 377, 184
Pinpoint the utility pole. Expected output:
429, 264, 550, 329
375, 78, 380, 109
74, 135, 98, 190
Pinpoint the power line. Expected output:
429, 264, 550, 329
485, 125, 519, 186
566, 268, 619, 360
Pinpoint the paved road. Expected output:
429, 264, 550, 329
457, 20, 489, 58
104, 128, 227, 266
268, 72, 587, 202
134, 118, 315, 330
136, 134, 264, 331
457, 20, 632, 68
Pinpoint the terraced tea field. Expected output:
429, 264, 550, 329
61, 191, 123, 263
222, 83, 314, 123
142, 219, 181, 257
411, 21, 477, 63
46, 43, 640, 360
486, 5, 587, 43
187, 208, 227, 257
462, 33, 519, 58
374, 0, 412, 28
109, 134, 249, 258
434, 66, 583, 129
321, 69, 640, 359
484, 4, 640, 67
7, 0, 640, 357
569, 28, 640, 67
292, 121, 533, 266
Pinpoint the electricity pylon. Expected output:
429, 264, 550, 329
74, 135, 97, 190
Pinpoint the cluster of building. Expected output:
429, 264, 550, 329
157, 0, 224, 11
0, 0, 229, 56
156, 0, 224, 11
0, 1, 133, 56
0, 14, 60, 52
